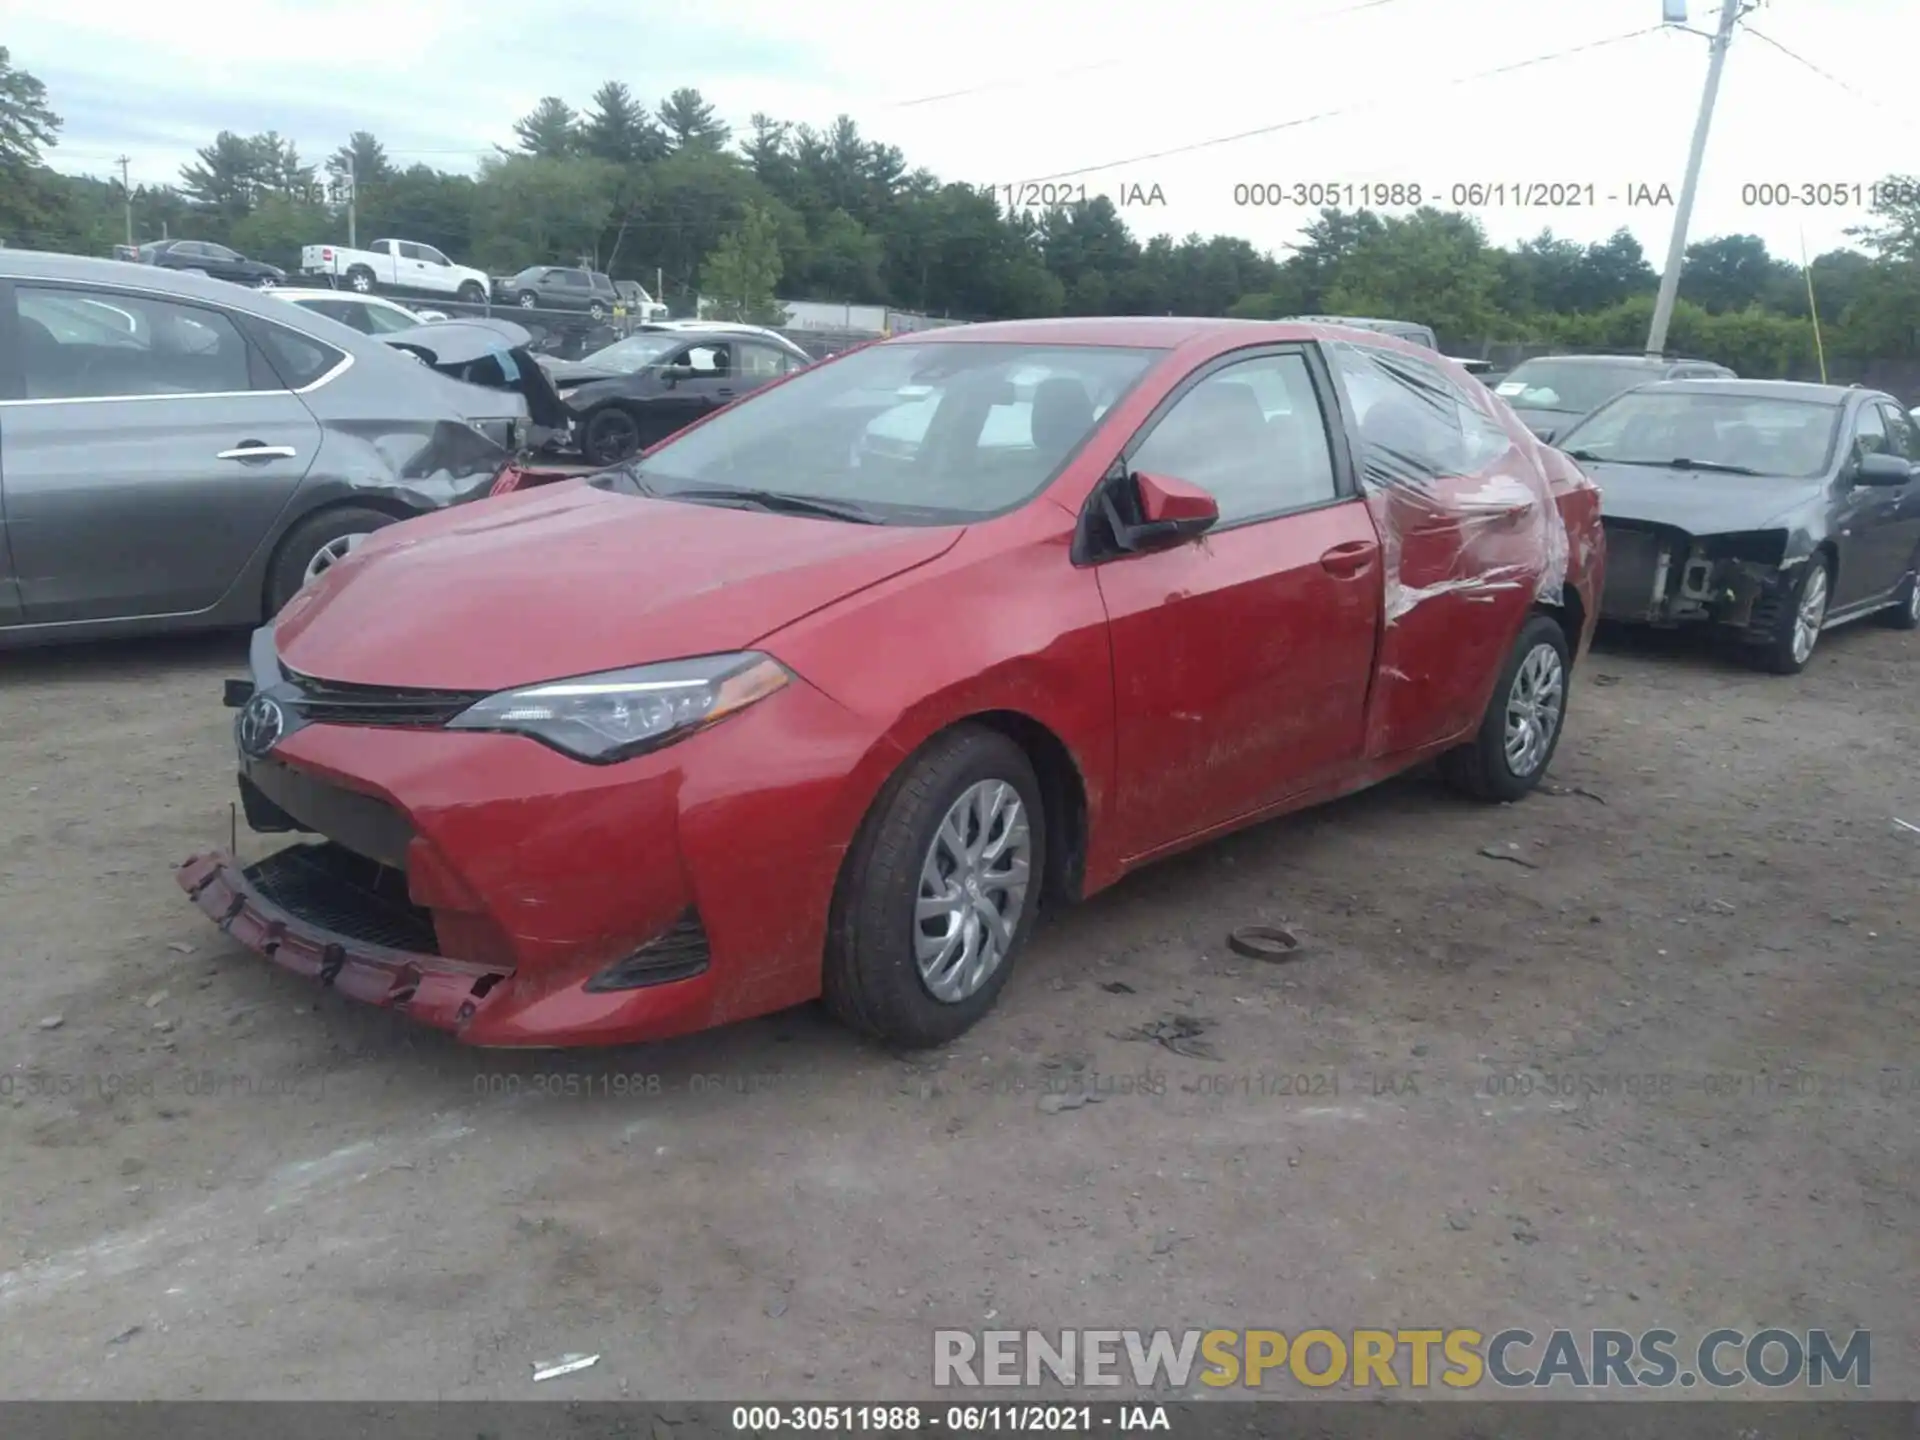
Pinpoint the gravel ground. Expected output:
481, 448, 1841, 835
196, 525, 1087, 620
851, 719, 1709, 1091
0, 616, 1914, 1400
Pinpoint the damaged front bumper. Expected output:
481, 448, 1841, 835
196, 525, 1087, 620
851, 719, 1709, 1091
1598, 522, 1799, 637
177, 849, 509, 1032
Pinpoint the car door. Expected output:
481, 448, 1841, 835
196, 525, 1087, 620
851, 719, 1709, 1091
1092, 346, 1383, 856
1867, 400, 1920, 587
1831, 401, 1904, 609
197, 243, 245, 283
414, 244, 458, 296
649, 341, 734, 439
735, 341, 800, 399
1326, 340, 1545, 757
0, 280, 321, 623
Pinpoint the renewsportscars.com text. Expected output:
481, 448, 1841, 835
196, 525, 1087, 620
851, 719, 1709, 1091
933, 1327, 1871, 1390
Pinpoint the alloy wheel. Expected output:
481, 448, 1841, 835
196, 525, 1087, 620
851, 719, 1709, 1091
1503, 642, 1565, 778
304, 532, 368, 585
1792, 564, 1828, 664
914, 779, 1032, 1003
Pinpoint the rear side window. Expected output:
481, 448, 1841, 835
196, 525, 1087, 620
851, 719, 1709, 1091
252, 319, 348, 389
591, 273, 616, 295
1330, 342, 1514, 489
15, 285, 255, 400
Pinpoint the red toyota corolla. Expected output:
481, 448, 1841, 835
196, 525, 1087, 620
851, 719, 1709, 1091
179, 317, 1603, 1049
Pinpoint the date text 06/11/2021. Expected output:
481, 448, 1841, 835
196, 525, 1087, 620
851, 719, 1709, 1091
1229, 181, 1676, 208
728, 1404, 1171, 1433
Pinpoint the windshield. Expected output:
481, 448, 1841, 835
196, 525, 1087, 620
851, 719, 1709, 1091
614, 341, 1161, 523
1495, 360, 1663, 415
577, 334, 685, 373
1560, 392, 1840, 478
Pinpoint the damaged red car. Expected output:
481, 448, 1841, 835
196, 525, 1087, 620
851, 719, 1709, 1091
178, 318, 1604, 1049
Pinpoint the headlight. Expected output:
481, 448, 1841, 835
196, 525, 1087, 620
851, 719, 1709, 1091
445, 652, 790, 763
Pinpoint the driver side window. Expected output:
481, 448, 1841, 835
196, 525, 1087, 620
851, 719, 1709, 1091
1877, 403, 1916, 462
1853, 405, 1889, 462
1129, 352, 1338, 525
681, 343, 731, 377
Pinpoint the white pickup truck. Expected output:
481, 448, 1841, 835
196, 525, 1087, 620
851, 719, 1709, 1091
299, 238, 492, 303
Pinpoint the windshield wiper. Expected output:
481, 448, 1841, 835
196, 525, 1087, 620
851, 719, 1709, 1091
666, 484, 885, 524
1661, 456, 1762, 475
1568, 455, 1762, 475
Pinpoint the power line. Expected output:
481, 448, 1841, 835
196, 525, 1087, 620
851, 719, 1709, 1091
884, 0, 1420, 109
1741, 24, 1920, 140
1011, 24, 1668, 185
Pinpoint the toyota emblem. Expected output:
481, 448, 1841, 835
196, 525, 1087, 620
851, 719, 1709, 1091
237, 694, 286, 758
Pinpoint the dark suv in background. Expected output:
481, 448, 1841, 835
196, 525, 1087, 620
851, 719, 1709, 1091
1495, 354, 1736, 442
135, 239, 285, 289
496, 266, 618, 317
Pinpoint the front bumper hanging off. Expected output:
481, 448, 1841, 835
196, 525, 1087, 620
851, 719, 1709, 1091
176, 849, 510, 1032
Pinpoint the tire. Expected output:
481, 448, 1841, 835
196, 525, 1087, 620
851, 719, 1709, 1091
518, 290, 539, 309
588, 301, 607, 320
457, 281, 487, 304
581, 406, 643, 467
346, 267, 375, 295
1437, 613, 1571, 803
824, 725, 1047, 1048
1879, 558, 1919, 631
1753, 553, 1830, 674
266, 506, 398, 615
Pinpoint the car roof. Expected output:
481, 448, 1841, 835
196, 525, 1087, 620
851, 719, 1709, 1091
0, 250, 425, 358
1635, 377, 1874, 406
892, 315, 1457, 359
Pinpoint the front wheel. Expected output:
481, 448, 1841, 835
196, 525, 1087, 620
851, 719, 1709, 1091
581, 406, 642, 467
457, 281, 487, 304
824, 725, 1046, 1048
588, 301, 607, 320
1753, 555, 1829, 674
1438, 613, 1570, 803
517, 290, 539, 309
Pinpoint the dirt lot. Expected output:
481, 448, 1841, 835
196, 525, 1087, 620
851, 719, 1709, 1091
1, 616, 1914, 1401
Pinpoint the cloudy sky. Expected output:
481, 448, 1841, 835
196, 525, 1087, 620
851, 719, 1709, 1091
9, 0, 1919, 264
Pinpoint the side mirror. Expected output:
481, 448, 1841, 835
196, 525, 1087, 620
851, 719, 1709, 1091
1855, 452, 1914, 486
662, 363, 694, 385
1102, 471, 1219, 553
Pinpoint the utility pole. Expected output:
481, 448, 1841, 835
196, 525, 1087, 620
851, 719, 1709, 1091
345, 154, 357, 248
116, 155, 133, 246
1646, 0, 1743, 357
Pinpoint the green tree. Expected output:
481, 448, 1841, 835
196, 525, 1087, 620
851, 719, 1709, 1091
1677, 234, 1795, 315
326, 130, 393, 204
0, 45, 59, 167
512, 97, 579, 159
1847, 172, 1920, 264
657, 87, 729, 150
699, 201, 785, 324
581, 81, 667, 166
469, 154, 617, 270
1322, 209, 1505, 340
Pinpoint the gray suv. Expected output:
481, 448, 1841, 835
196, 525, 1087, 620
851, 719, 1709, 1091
0, 251, 531, 647
497, 266, 618, 318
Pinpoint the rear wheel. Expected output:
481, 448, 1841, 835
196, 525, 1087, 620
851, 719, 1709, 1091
345, 266, 375, 294
824, 725, 1046, 1048
1438, 614, 1570, 803
1754, 555, 1829, 674
581, 406, 642, 467
266, 506, 397, 615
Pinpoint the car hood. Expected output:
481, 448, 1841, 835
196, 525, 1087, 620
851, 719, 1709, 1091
1582, 460, 1823, 535
540, 357, 629, 386
272, 482, 966, 691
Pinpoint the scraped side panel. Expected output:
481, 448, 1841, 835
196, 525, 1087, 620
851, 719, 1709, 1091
1323, 338, 1571, 757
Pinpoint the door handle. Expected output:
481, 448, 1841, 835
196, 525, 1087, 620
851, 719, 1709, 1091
217, 444, 297, 461
717, 387, 735, 397
1319, 540, 1379, 577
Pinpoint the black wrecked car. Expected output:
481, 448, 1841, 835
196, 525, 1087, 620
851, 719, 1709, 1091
544, 325, 812, 465
136, 238, 286, 289
1495, 354, 1735, 442
1561, 379, 1920, 673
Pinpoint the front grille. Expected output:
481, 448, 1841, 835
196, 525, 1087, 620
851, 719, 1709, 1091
281, 665, 490, 728
244, 842, 440, 954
